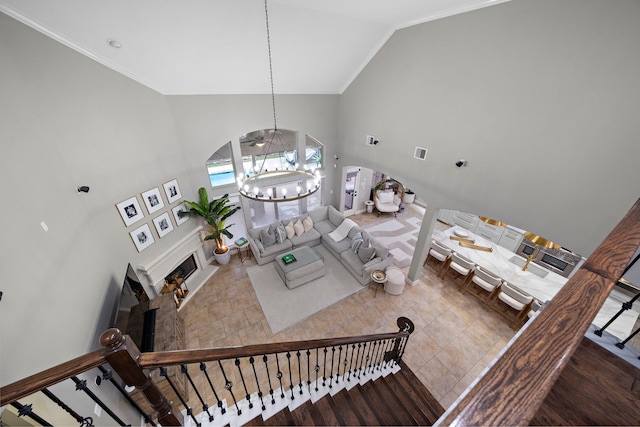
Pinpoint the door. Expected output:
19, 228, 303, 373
342, 167, 360, 217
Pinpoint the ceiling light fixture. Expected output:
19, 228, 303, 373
238, 0, 320, 203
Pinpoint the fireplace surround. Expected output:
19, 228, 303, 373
137, 226, 217, 310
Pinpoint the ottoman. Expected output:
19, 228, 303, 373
384, 268, 405, 295
274, 246, 326, 289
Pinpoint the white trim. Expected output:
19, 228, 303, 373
0, 4, 165, 95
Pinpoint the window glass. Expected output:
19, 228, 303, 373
206, 142, 235, 188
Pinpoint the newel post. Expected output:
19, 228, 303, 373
100, 328, 183, 426
386, 317, 415, 362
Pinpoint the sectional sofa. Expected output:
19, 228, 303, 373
247, 205, 393, 285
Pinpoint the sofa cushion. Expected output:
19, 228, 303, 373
328, 206, 344, 227
303, 215, 314, 232
294, 219, 305, 236
357, 246, 376, 263
290, 228, 321, 247
313, 219, 336, 236
285, 221, 295, 239
260, 239, 292, 257
377, 191, 394, 204
308, 206, 328, 223
274, 222, 287, 244
323, 233, 353, 255
341, 249, 364, 274
260, 226, 277, 247
374, 244, 389, 259
255, 239, 264, 253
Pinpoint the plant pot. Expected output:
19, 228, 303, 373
404, 192, 416, 204
214, 248, 232, 265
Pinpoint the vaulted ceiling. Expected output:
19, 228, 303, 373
0, 0, 508, 95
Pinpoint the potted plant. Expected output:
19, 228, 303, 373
180, 187, 241, 265
404, 188, 416, 204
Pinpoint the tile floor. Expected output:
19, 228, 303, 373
179, 206, 518, 410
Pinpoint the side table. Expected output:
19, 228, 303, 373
370, 269, 387, 298
236, 239, 252, 263
365, 200, 375, 214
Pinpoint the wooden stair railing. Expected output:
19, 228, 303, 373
0, 317, 415, 427
436, 198, 640, 426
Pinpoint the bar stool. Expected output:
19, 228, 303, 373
492, 282, 534, 328
441, 252, 475, 290
424, 240, 452, 275
463, 266, 502, 307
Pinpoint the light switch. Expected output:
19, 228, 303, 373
40, 221, 49, 232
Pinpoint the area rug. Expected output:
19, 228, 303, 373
364, 215, 422, 268
247, 245, 363, 334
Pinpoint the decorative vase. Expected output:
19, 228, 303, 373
214, 248, 232, 265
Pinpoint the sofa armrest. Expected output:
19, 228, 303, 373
363, 254, 393, 275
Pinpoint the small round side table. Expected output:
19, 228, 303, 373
236, 240, 252, 263
370, 269, 387, 298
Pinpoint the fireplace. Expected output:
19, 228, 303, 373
137, 226, 218, 310
165, 254, 197, 283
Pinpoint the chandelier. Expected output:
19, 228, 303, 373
237, 0, 320, 203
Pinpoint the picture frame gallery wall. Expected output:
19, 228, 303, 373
115, 178, 187, 252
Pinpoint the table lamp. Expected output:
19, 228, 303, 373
522, 231, 560, 272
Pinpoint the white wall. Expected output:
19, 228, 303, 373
337, 0, 640, 258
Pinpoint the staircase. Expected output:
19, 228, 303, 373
245, 360, 444, 426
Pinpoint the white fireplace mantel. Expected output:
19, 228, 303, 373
137, 225, 217, 309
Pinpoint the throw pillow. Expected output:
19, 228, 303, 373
351, 231, 364, 253
357, 246, 376, 263
294, 219, 305, 237
260, 226, 276, 247
285, 221, 295, 239
374, 245, 389, 259
255, 239, 264, 253
303, 215, 313, 232
274, 222, 287, 244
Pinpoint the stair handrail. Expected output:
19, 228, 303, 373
0, 349, 106, 406
139, 328, 413, 368
1, 316, 414, 426
436, 198, 640, 426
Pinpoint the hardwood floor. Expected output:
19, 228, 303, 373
246, 360, 445, 426
531, 337, 640, 426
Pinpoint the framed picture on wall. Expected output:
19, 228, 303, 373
172, 203, 189, 226
116, 196, 145, 227
141, 187, 165, 214
163, 179, 182, 204
129, 223, 155, 252
153, 212, 174, 238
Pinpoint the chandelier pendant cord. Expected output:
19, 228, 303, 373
265, 0, 277, 132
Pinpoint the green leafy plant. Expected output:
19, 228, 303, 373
180, 187, 241, 254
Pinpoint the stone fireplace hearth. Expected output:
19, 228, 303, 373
137, 226, 217, 310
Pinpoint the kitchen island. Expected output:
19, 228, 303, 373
433, 226, 638, 340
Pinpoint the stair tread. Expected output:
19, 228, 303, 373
244, 361, 443, 426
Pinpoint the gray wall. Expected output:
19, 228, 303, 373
166, 94, 339, 203
0, 11, 196, 396
2, 0, 639, 419
0, 9, 340, 397
337, 0, 640, 258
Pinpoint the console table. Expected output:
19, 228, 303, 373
126, 293, 187, 413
